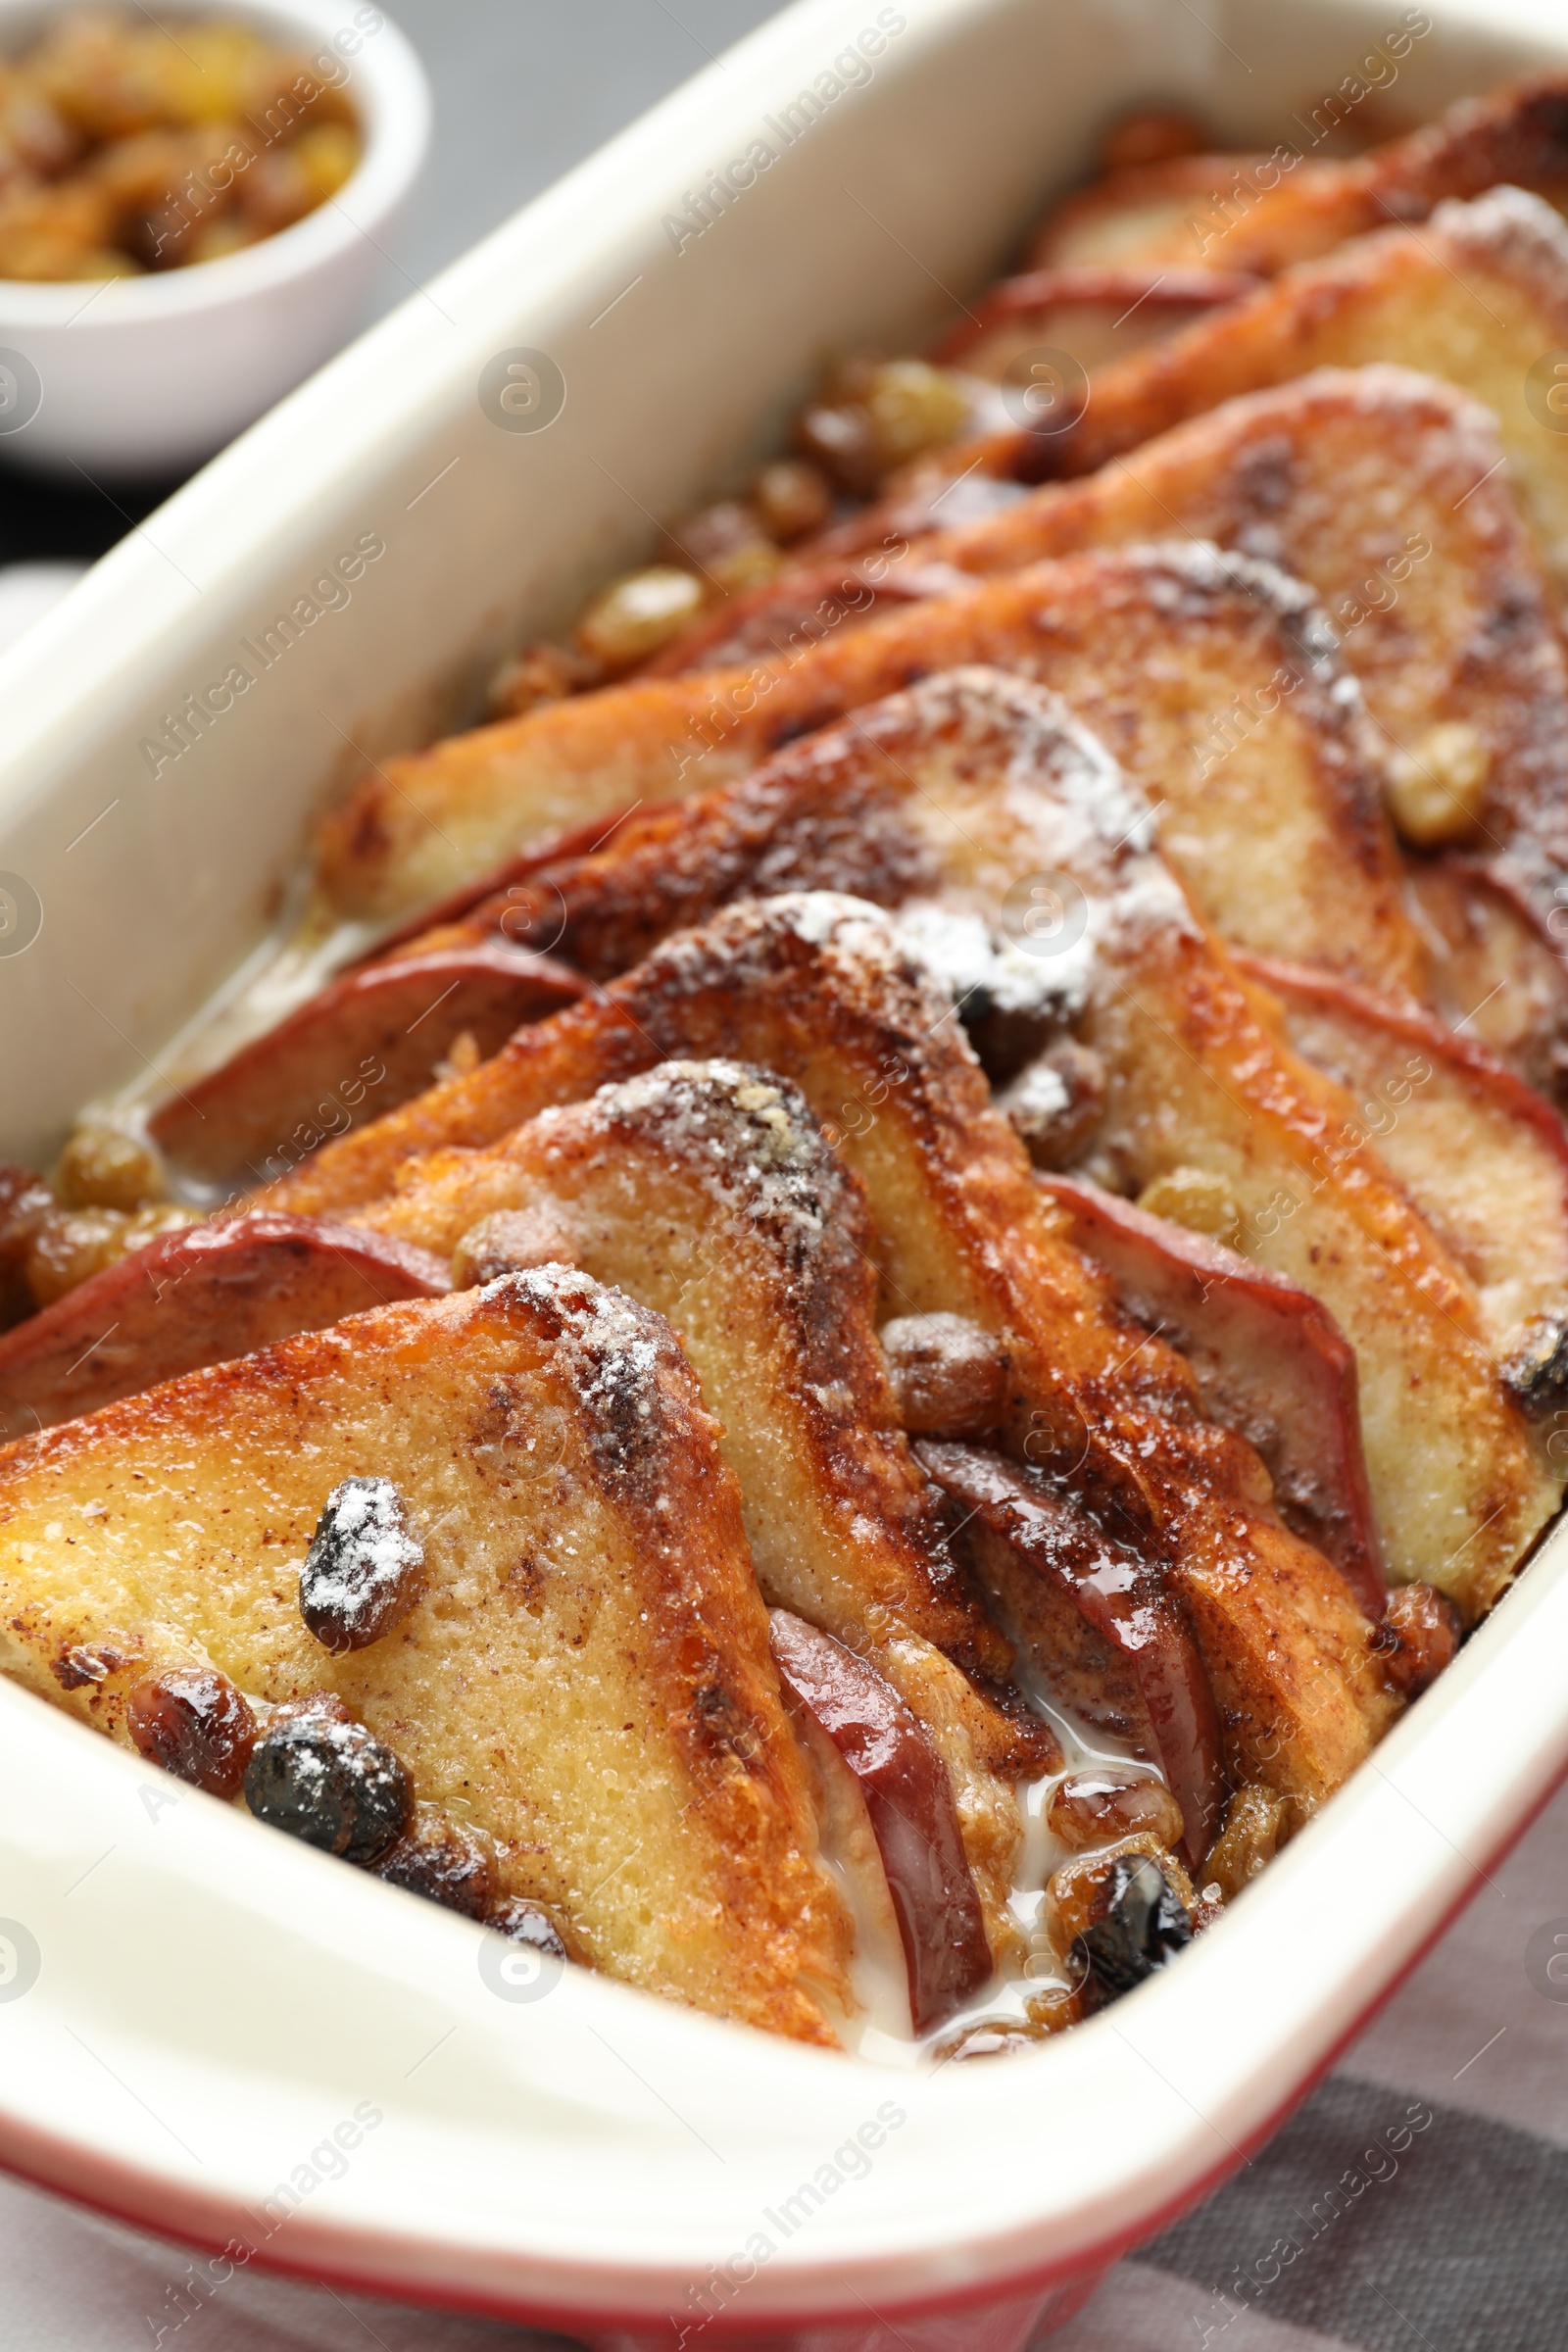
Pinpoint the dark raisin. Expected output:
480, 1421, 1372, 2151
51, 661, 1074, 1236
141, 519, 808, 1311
1371, 1583, 1463, 1699
298, 1476, 423, 1654
126, 1667, 257, 1800
1500, 1315, 1568, 1418
243, 1714, 413, 1864
375, 1803, 497, 1918
1069, 1855, 1193, 2014
486, 1896, 569, 1961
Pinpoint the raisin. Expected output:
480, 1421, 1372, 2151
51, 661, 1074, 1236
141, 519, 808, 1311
487, 1896, 568, 1961
1371, 1583, 1463, 1699
1200, 1784, 1288, 1900
375, 1804, 497, 1919
1069, 1854, 1193, 2014
298, 1477, 423, 1654
1048, 1766, 1185, 1853
126, 1666, 256, 1800
879, 1312, 1006, 1437
243, 1714, 412, 1864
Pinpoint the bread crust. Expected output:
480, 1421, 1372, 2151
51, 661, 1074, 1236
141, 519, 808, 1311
648, 368, 1568, 900
0, 1274, 852, 2041
313, 546, 1427, 1018
1027, 74, 1568, 278
289, 669, 1554, 1615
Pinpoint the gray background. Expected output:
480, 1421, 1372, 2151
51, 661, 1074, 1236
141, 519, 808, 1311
383, 0, 789, 291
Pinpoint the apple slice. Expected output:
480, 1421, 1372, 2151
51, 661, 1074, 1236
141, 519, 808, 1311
150, 948, 585, 1196
0, 1214, 450, 1433
1239, 955, 1568, 1382
1403, 852, 1568, 1104
931, 267, 1260, 381
767, 1606, 992, 2034
1037, 1172, 1385, 1617
913, 1441, 1226, 1872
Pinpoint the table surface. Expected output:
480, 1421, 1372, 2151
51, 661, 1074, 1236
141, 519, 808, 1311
3, 6, 1566, 2347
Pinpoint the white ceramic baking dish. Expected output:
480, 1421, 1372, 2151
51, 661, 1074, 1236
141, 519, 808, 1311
2, 0, 1567, 2341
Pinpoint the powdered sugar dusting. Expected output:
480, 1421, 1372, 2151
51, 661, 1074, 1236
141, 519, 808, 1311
893, 899, 1094, 1026
496, 1263, 681, 1490
589, 1058, 845, 1266
298, 1476, 424, 1651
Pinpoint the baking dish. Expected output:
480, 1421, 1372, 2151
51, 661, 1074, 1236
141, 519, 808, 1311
2, 0, 1568, 2341
0, 0, 431, 476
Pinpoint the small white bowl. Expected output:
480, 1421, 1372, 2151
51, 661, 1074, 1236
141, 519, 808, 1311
0, 0, 429, 476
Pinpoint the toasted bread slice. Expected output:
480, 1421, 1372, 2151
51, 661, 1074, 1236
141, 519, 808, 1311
0, 1213, 449, 1432
1239, 956, 1568, 1380
299, 666, 1548, 1613
346, 883, 1396, 1822
1003, 191, 1568, 600
651, 369, 1568, 891
1029, 151, 1364, 275
314, 545, 1429, 1010
380, 752, 941, 987
375, 1058, 1047, 1945
1027, 73, 1568, 277
0, 1272, 850, 2041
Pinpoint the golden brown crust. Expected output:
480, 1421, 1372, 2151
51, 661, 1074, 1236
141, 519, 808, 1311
356, 1058, 1048, 1947
388, 759, 938, 983
1004, 192, 1568, 598
313, 865, 1401, 1806
0, 1275, 851, 2041
659, 368, 1568, 895
312, 544, 1425, 1016
297, 665, 1550, 1614
1028, 152, 1360, 276
929, 265, 1263, 378
1236, 955, 1568, 1369
1026, 74, 1568, 278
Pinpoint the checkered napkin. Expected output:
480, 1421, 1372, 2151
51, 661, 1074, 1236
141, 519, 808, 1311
6, 1781, 1566, 2352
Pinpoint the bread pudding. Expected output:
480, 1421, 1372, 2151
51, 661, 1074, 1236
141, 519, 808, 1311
7, 67, 1568, 2056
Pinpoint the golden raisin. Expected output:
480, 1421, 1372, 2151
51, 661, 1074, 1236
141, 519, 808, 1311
25, 1201, 196, 1307
752, 458, 832, 542
1136, 1165, 1244, 1250
1384, 723, 1490, 848
54, 1123, 165, 1210
574, 567, 707, 673
0, 13, 361, 281
1200, 1784, 1288, 1902
1048, 1764, 1185, 1853
862, 359, 971, 469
